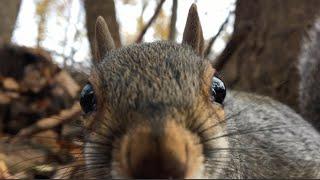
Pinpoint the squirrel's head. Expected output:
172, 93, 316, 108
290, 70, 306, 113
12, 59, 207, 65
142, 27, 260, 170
81, 4, 228, 179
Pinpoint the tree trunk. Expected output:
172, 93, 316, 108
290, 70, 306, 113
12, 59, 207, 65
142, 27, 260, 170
0, 0, 21, 43
217, 0, 320, 111
84, 0, 121, 57
168, 0, 177, 41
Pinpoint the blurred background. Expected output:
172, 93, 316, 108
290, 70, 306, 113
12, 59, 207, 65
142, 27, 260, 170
0, 0, 319, 178
11, 0, 235, 70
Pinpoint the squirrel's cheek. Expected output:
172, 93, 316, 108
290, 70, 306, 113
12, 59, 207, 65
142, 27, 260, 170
211, 103, 225, 122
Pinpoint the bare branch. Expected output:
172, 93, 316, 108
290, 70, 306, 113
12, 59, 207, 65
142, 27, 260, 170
136, 0, 166, 43
61, 4, 72, 67
168, 0, 178, 41
15, 103, 82, 139
204, 10, 234, 58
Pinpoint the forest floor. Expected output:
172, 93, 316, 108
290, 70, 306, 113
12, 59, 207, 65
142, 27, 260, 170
0, 44, 84, 179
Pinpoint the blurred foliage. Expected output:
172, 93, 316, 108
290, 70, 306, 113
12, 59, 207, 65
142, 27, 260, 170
15, 0, 233, 70
153, 9, 169, 40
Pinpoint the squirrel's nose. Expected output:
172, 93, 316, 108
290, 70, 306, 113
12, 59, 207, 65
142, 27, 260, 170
117, 121, 195, 179
130, 138, 186, 179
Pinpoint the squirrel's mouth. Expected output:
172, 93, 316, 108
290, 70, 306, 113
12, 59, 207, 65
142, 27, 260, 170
110, 120, 205, 179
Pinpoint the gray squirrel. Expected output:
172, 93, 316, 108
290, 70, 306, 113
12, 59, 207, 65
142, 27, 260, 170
80, 4, 320, 178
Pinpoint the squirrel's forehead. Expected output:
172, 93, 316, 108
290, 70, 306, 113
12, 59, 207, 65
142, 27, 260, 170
88, 43, 216, 115
96, 44, 206, 77
91, 41, 211, 97
93, 58, 205, 107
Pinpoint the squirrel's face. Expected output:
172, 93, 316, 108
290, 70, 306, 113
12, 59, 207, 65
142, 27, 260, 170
81, 4, 228, 179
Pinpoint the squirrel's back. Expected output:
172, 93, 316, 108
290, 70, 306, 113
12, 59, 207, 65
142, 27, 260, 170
223, 91, 320, 178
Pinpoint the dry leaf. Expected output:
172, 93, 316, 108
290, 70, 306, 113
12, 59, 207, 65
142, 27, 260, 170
2, 78, 19, 91
0, 160, 11, 179
0, 93, 11, 104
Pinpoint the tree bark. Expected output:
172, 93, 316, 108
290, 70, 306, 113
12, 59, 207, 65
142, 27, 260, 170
84, 0, 121, 57
0, 0, 21, 43
168, 0, 177, 41
217, 0, 320, 111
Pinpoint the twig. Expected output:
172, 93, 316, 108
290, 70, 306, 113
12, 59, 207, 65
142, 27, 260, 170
62, 1, 72, 67
15, 102, 82, 138
68, 8, 83, 65
136, 0, 166, 43
168, 0, 178, 41
204, 10, 234, 58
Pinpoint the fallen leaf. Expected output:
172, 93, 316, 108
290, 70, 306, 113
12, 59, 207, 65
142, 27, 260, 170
2, 78, 19, 91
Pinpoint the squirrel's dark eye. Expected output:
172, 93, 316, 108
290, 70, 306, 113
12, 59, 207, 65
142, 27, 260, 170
80, 83, 97, 113
211, 76, 226, 104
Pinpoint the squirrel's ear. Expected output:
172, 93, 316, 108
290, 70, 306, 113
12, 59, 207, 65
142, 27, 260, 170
94, 16, 115, 63
182, 4, 204, 57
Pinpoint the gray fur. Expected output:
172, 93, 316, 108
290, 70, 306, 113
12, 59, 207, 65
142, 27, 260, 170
85, 42, 208, 178
298, 19, 320, 130
95, 41, 205, 117
222, 91, 320, 178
